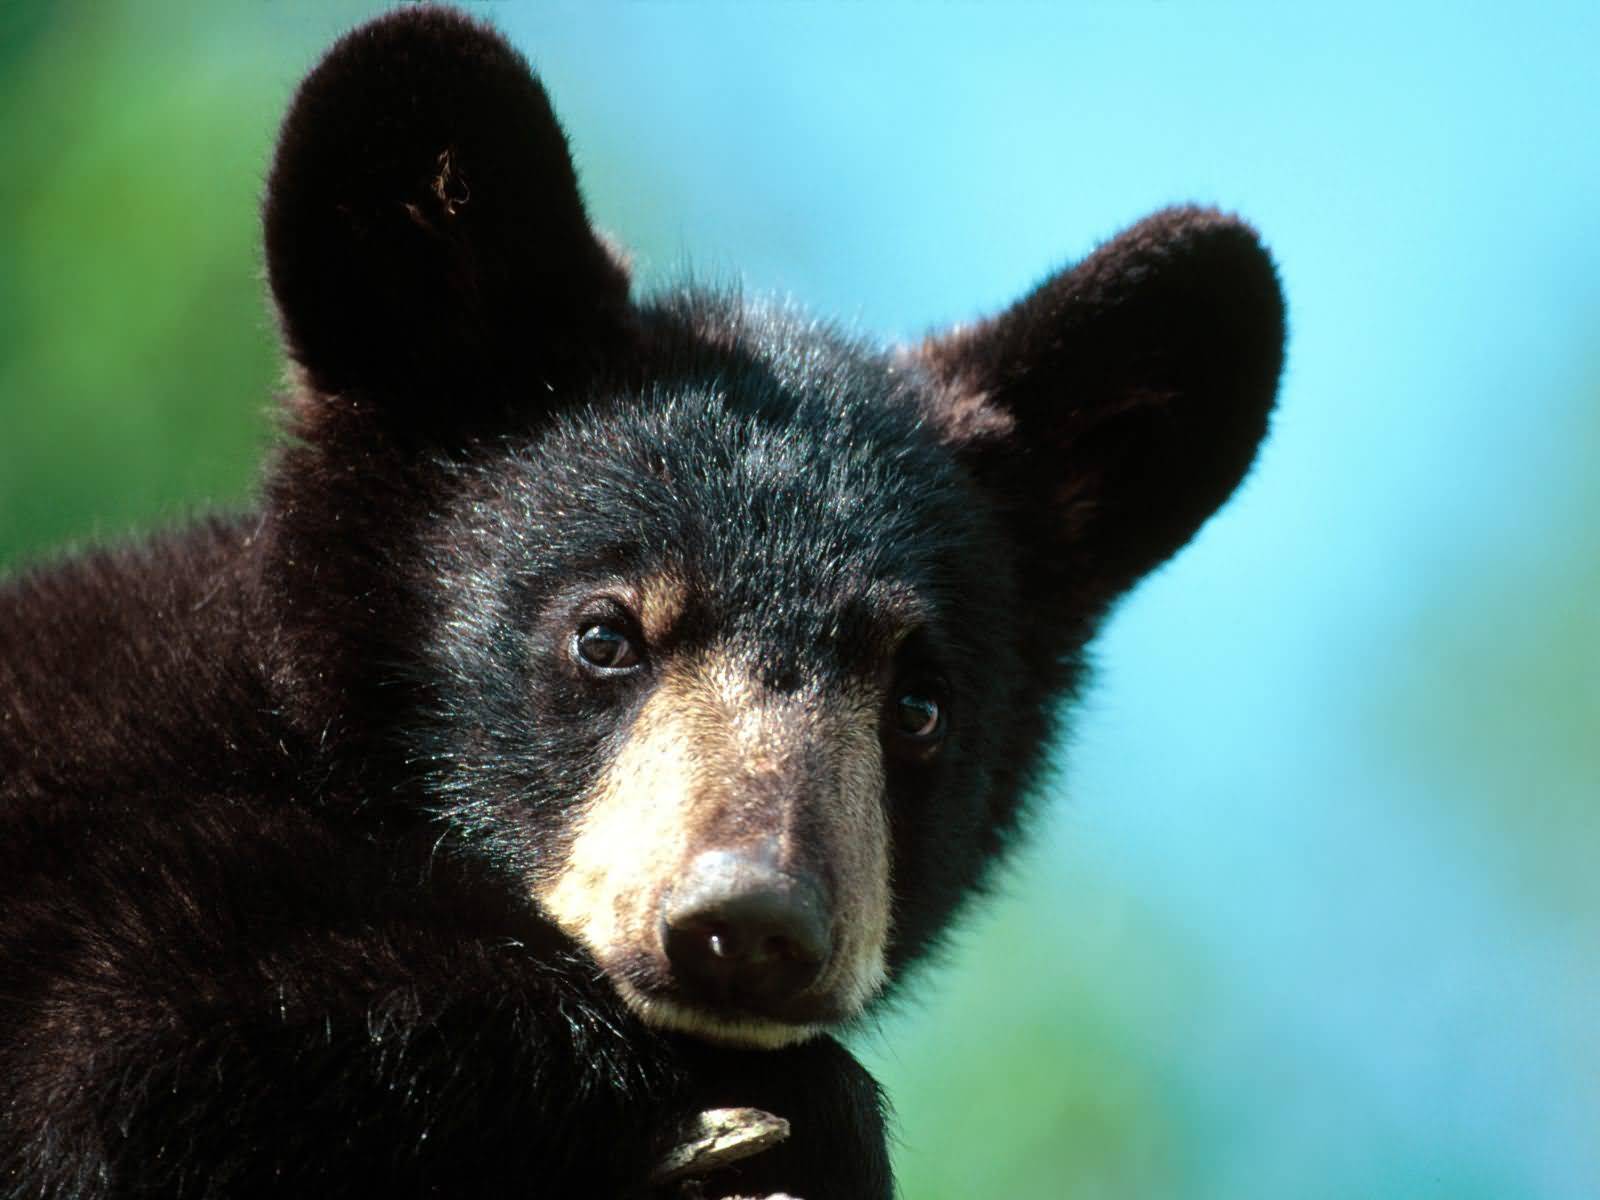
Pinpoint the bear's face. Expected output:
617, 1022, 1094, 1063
406, 322, 1019, 1046
261, 11, 1283, 1049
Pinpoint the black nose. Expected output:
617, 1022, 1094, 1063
660, 850, 830, 1011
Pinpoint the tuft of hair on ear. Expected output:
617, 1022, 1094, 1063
916, 206, 1286, 614
263, 7, 631, 433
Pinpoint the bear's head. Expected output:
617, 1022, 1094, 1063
260, 9, 1283, 1049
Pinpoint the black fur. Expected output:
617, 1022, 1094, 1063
0, 8, 1284, 1198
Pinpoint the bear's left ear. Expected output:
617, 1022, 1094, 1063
264, 8, 630, 428
915, 207, 1286, 614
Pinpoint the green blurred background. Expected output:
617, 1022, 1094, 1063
3, 3, 1597, 1197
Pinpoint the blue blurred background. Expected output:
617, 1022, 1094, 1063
3, 3, 1596, 1196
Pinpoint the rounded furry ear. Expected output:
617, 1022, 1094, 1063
916, 207, 1286, 612
264, 8, 630, 425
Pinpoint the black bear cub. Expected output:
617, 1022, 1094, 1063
0, 9, 1283, 1199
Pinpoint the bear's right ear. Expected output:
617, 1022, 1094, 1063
915, 207, 1286, 617
264, 9, 629, 429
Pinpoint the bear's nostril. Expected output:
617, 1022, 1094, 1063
660, 850, 830, 1012
707, 925, 736, 959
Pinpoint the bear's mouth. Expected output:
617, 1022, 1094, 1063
593, 926, 886, 1049
611, 978, 830, 1049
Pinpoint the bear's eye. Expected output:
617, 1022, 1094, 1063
892, 689, 945, 742
573, 623, 643, 673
